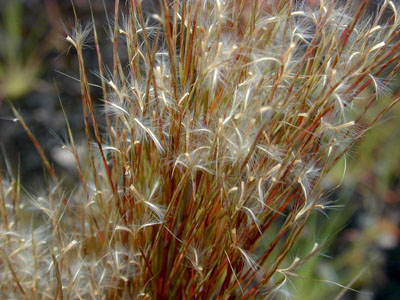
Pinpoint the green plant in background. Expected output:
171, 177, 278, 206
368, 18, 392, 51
0, 0, 45, 100
289, 111, 400, 300
1, 0, 400, 299
287, 197, 373, 300
288, 75, 400, 299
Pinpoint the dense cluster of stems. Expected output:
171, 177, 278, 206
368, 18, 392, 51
1, 0, 400, 299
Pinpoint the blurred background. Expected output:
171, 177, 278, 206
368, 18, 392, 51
0, 1, 398, 299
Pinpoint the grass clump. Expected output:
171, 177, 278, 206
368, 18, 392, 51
1, 0, 400, 299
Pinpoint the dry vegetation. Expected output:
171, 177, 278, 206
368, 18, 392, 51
1, 0, 400, 299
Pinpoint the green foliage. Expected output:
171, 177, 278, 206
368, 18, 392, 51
0, 0, 45, 100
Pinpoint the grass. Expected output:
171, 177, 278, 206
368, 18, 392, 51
0, 0, 45, 101
1, 0, 400, 299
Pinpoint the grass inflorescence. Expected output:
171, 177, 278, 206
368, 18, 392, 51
1, 0, 400, 299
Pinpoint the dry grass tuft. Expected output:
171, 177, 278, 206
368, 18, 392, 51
1, 0, 400, 299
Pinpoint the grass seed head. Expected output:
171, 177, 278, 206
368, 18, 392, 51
2, 0, 400, 299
